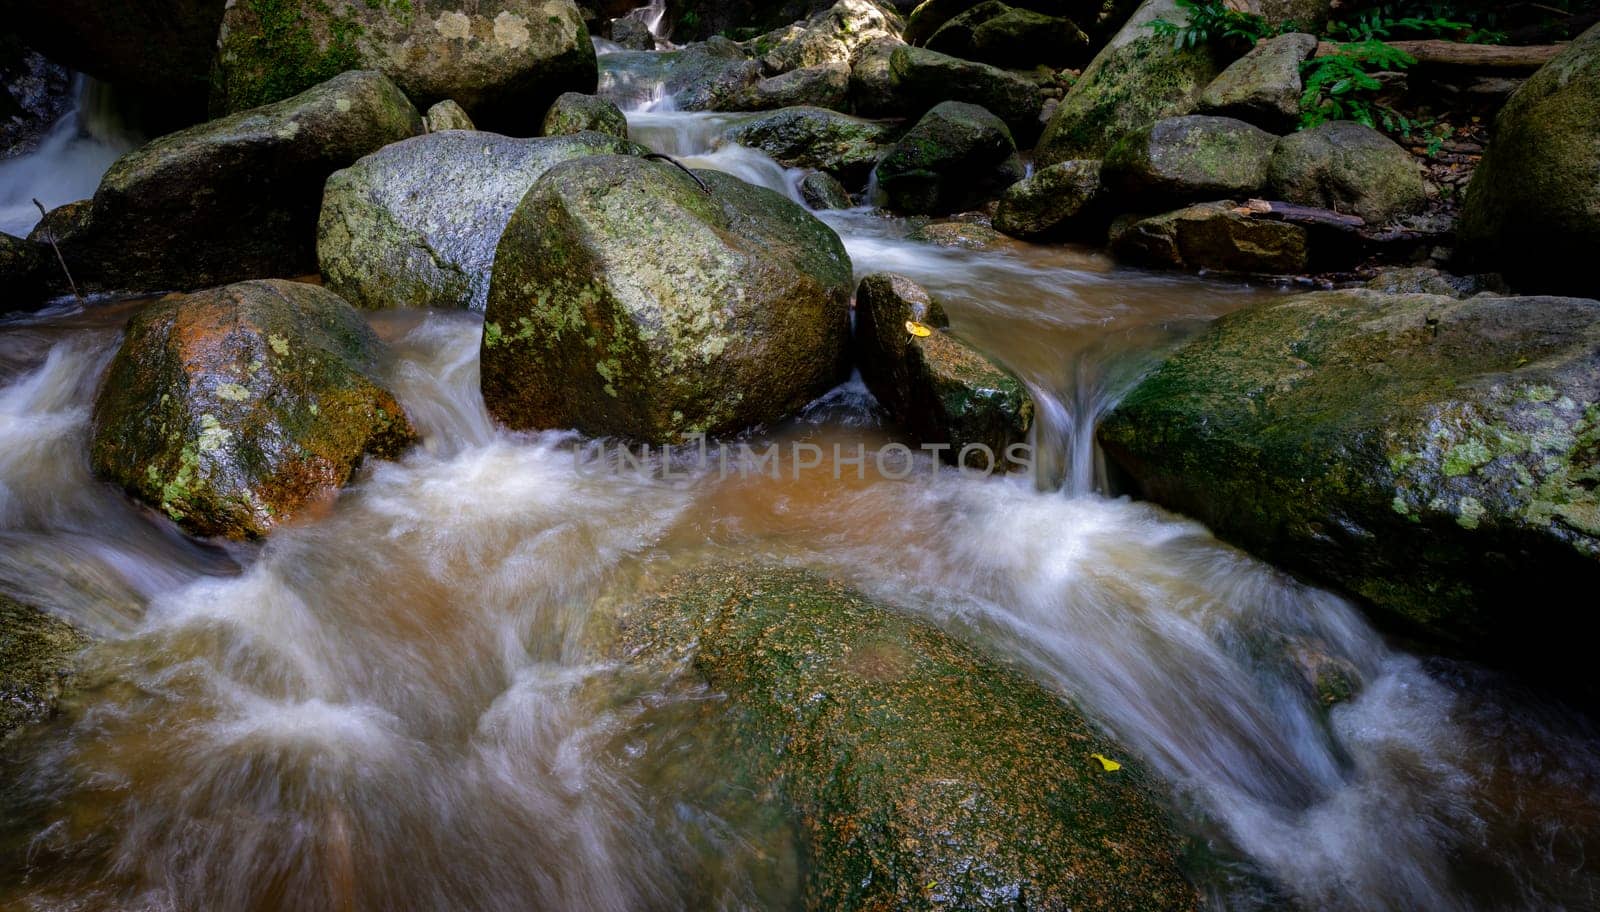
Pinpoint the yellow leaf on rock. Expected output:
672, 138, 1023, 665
1091, 753, 1122, 772
905, 321, 932, 338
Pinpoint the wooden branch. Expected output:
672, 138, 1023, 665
1315, 39, 1564, 70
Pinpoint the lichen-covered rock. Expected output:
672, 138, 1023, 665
724, 106, 899, 184
1196, 32, 1318, 132
800, 170, 854, 209
56, 70, 423, 295
90, 280, 418, 540
318, 130, 644, 313
1458, 22, 1600, 296
757, 0, 903, 74
1110, 201, 1308, 274
619, 563, 1200, 912
1, 595, 87, 740
993, 159, 1105, 239
212, 0, 597, 135
1035, 0, 1222, 164
874, 101, 1023, 215
1099, 289, 1600, 691
847, 35, 905, 117
481, 155, 853, 442
423, 99, 476, 132
888, 45, 1043, 139
855, 272, 1032, 466
724, 61, 853, 111
1266, 121, 1427, 224
541, 91, 629, 138
905, 220, 1005, 249
925, 2, 1090, 68
1103, 114, 1276, 206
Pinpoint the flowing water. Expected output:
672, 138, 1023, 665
0, 77, 139, 238
2, 51, 1599, 912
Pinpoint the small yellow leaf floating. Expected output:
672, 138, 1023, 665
1090, 753, 1122, 772
905, 320, 932, 338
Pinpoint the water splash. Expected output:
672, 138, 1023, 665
0, 76, 139, 237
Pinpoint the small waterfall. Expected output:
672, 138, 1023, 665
0, 76, 139, 237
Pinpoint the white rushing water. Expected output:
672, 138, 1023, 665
0, 76, 139, 237
1, 53, 1597, 912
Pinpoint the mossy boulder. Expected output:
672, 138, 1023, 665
926, 2, 1090, 69
1103, 115, 1276, 207
855, 273, 1032, 467
1266, 121, 1426, 225
887, 45, 1044, 139
212, 0, 597, 135
847, 36, 905, 117
1458, 22, 1600, 297
481, 155, 853, 442
757, 0, 905, 74
423, 99, 476, 132
90, 280, 419, 540
993, 159, 1105, 239
318, 130, 644, 313
1099, 289, 1600, 692
1035, 0, 1222, 164
1, 595, 87, 740
724, 106, 900, 185
541, 92, 629, 138
618, 563, 1201, 912
906, 220, 1006, 249
1196, 32, 1318, 132
55, 70, 423, 295
723, 61, 853, 111
1110, 201, 1308, 274
800, 170, 855, 209
873, 101, 1024, 215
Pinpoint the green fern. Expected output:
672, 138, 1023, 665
1148, 0, 1272, 50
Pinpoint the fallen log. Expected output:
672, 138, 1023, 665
1314, 39, 1564, 70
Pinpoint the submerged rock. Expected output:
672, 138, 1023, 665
481, 155, 853, 442
91, 280, 418, 540
620, 563, 1200, 912
1036, 0, 1222, 164
1103, 115, 1277, 206
541, 92, 629, 138
55, 70, 423, 295
724, 106, 899, 185
993, 159, 1105, 239
873, 101, 1023, 215
1110, 201, 1308, 274
887, 45, 1043, 138
926, 2, 1090, 69
1196, 32, 1318, 132
1, 594, 87, 740
1266, 121, 1426, 224
212, 0, 597, 134
855, 272, 1032, 467
1100, 289, 1600, 691
423, 99, 476, 133
318, 130, 645, 313
1458, 22, 1600, 296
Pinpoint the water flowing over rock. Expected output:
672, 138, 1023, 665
993, 159, 1105, 239
1103, 114, 1277, 206
873, 101, 1023, 214
854, 273, 1032, 467
1110, 201, 1309, 273
1196, 32, 1318, 132
212, 0, 597, 135
723, 105, 900, 184
48, 70, 423, 295
318, 130, 645, 313
1035, 0, 1222, 164
1458, 22, 1600, 297
481, 154, 853, 442
90, 280, 418, 540
541, 92, 629, 138
1100, 289, 1600, 696
0, 595, 87, 740
619, 564, 1202, 912
423, 99, 476, 132
887, 45, 1044, 138
1266, 121, 1427, 224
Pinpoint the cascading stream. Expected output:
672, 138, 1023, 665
0, 76, 139, 237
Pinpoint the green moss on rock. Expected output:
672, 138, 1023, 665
1, 595, 87, 740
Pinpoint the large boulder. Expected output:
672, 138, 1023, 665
1100, 289, 1600, 692
1, 595, 87, 740
887, 45, 1043, 139
52, 70, 423, 295
855, 273, 1032, 467
724, 106, 899, 185
757, 0, 903, 73
847, 35, 905, 117
481, 155, 853, 442
925, 2, 1090, 68
724, 61, 853, 111
1110, 201, 1308, 274
1103, 115, 1276, 206
212, 0, 597, 134
873, 101, 1023, 214
541, 92, 629, 138
90, 280, 418, 540
1458, 22, 1600, 297
668, 0, 839, 43
1266, 121, 1427, 224
1196, 32, 1318, 132
318, 130, 644, 313
620, 564, 1201, 912
993, 159, 1105, 239
1035, 0, 1222, 164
